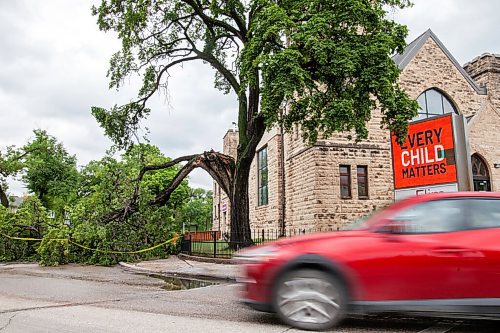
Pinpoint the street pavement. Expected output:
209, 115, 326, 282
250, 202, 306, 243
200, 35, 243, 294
0, 261, 498, 332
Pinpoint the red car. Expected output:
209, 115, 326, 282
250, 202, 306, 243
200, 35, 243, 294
236, 192, 500, 331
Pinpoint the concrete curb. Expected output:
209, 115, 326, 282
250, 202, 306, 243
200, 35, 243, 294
118, 262, 153, 273
118, 260, 238, 282
177, 253, 237, 265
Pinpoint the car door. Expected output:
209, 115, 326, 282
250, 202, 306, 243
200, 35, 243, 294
355, 198, 471, 301
450, 197, 500, 299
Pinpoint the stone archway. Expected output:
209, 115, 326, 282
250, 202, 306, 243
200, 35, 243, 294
471, 154, 491, 191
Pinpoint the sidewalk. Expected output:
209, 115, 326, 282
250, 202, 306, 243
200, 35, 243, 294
119, 255, 239, 281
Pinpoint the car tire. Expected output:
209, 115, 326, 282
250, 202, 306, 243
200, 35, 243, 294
272, 269, 347, 331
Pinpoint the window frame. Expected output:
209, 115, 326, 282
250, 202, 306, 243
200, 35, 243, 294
357, 165, 369, 199
471, 154, 491, 192
414, 88, 458, 121
257, 146, 269, 206
340, 165, 352, 199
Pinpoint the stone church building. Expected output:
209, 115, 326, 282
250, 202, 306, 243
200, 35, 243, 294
212, 29, 500, 234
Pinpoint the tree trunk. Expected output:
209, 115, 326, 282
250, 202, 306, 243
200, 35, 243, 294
229, 161, 253, 249
0, 186, 9, 209
228, 86, 265, 248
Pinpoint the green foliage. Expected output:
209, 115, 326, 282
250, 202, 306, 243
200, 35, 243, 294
92, 0, 418, 148
91, 0, 419, 244
0, 146, 25, 185
69, 144, 188, 265
242, 0, 419, 143
15, 196, 50, 229
0, 197, 48, 262
0, 145, 29, 208
0, 146, 25, 177
0, 205, 15, 261
70, 222, 108, 264
22, 130, 79, 214
37, 225, 70, 266
1, 142, 192, 266
177, 188, 213, 231
91, 0, 245, 148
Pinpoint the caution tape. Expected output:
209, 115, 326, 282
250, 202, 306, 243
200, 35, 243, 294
0, 232, 180, 255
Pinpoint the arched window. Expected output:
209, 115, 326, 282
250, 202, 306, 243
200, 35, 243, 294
414, 89, 458, 121
471, 154, 491, 191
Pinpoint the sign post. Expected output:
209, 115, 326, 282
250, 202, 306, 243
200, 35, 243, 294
391, 114, 472, 201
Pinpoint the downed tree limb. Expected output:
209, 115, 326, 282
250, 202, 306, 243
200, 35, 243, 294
103, 151, 234, 222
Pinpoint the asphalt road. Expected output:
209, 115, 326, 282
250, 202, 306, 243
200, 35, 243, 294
0, 264, 498, 333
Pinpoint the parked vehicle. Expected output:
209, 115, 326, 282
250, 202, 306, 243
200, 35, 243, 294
236, 192, 500, 331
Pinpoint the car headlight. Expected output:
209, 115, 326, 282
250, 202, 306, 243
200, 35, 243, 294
234, 244, 279, 263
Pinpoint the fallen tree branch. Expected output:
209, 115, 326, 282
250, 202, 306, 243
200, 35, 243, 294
103, 151, 234, 223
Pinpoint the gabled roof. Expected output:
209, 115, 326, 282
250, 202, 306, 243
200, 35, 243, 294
393, 29, 487, 95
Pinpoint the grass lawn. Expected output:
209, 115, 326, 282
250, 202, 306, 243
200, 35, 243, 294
187, 238, 274, 258
190, 240, 233, 257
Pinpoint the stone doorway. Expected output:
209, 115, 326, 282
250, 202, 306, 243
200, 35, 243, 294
471, 154, 491, 191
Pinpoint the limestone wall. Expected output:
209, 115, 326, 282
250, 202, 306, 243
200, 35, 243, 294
399, 38, 486, 115
465, 54, 500, 191
212, 130, 238, 234
248, 130, 284, 231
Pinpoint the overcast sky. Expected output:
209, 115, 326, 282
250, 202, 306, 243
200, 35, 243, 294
1, 0, 499, 195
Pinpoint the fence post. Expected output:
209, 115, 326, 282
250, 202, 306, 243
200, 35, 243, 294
212, 231, 217, 258
189, 234, 192, 255
181, 234, 193, 255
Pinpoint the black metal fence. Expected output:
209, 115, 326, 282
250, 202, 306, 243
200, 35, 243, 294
180, 228, 337, 259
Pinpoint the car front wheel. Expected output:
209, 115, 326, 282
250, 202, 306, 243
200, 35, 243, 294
273, 269, 347, 331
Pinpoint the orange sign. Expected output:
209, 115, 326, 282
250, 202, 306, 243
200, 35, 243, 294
392, 114, 457, 189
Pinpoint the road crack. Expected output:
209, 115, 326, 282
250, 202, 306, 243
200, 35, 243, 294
0, 291, 169, 316
178, 258, 194, 267
0, 313, 17, 331
0, 298, 126, 315
0, 269, 162, 287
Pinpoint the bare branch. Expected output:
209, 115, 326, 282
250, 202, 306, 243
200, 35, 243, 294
196, 50, 240, 93
13, 224, 40, 234
135, 154, 199, 183
150, 152, 235, 206
228, 8, 247, 40
126, 55, 200, 126
150, 158, 198, 206
139, 13, 196, 43
181, 0, 244, 41
174, 17, 241, 94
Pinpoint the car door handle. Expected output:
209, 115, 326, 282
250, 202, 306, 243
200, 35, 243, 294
431, 248, 482, 257
432, 248, 468, 253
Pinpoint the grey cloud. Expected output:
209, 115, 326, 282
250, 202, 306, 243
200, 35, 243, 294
0, 2, 48, 64
394, 0, 500, 64
3, 0, 500, 193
